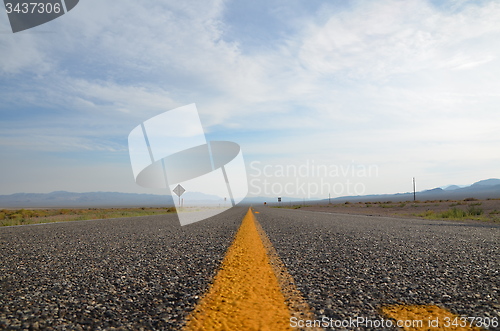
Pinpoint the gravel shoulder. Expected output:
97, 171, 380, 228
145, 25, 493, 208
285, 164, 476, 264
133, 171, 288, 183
255, 207, 500, 330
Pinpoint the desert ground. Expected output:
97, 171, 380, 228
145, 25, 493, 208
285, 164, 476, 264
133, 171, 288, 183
282, 198, 500, 223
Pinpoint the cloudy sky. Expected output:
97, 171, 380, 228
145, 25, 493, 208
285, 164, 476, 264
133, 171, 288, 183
1, 0, 499, 199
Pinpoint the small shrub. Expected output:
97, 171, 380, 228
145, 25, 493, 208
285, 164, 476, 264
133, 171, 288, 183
464, 197, 478, 201
440, 208, 467, 218
466, 205, 483, 216
418, 210, 435, 217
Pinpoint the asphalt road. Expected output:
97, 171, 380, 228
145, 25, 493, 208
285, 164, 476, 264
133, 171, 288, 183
0, 208, 244, 330
1, 207, 499, 330
256, 207, 500, 330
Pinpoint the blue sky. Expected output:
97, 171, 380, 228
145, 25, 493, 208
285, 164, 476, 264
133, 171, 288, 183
1, 0, 499, 198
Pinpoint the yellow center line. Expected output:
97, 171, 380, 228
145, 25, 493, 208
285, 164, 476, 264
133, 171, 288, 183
382, 305, 483, 331
183, 208, 314, 331
253, 213, 320, 329
183, 208, 483, 331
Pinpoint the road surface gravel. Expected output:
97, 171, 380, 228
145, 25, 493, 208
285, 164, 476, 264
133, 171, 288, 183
0, 208, 244, 330
255, 207, 500, 330
1, 206, 499, 330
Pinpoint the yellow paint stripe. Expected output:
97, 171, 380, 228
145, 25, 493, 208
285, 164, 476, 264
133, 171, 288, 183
183, 208, 294, 330
253, 213, 320, 329
382, 305, 482, 331
184, 208, 486, 330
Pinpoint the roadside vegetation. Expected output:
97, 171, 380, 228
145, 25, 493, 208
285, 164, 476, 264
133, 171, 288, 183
0, 207, 176, 226
274, 198, 500, 223
417, 204, 484, 220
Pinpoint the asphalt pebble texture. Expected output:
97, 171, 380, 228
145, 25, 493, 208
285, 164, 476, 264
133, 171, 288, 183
0, 207, 244, 330
2, 206, 499, 330
255, 207, 500, 331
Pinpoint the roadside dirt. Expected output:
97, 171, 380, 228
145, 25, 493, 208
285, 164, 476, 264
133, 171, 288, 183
288, 199, 500, 223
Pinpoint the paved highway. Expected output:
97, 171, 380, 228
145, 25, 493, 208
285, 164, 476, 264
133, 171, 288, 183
0, 208, 244, 330
256, 207, 499, 330
1, 207, 499, 330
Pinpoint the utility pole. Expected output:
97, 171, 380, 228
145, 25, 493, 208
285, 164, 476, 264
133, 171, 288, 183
413, 177, 416, 201
329, 193, 331, 204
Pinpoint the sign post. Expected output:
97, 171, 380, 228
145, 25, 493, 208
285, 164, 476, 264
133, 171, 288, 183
173, 184, 186, 207
413, 177, 416, 201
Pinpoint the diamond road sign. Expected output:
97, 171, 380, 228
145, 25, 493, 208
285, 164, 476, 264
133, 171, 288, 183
173, 184, 185, 197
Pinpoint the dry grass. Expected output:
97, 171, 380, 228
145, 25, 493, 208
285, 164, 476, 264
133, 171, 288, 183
0, 207, 176, 226
280, 199, 500, 223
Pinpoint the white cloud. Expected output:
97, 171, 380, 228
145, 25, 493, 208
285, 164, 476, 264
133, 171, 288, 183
0, 33, 54, 75
297, 0, 500, 80
0, 132, 125, 152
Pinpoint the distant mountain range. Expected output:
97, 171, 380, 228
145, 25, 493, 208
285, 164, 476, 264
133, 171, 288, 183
443, 185, 463, 190
1, 178, 499, 208
0, 191, 222, 208
242, 178, 500, 205
322, 178, 500, 203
